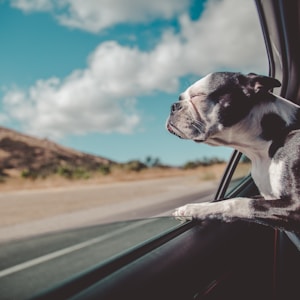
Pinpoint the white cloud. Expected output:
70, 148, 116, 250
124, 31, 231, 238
153, 0, 268, 76
10, 0, 189, 33
10, 0, 55, 12
3, 0, 268, 139
2, 69, 141, 139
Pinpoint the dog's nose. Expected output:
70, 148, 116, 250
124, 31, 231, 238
171, 102, 182, 113
178, 94, 185, 101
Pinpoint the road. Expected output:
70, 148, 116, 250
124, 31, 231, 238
0, 177, 216, 299
0, 176, 216, 242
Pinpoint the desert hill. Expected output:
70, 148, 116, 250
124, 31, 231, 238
0, 126, 113, 179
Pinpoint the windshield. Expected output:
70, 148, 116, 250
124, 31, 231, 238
0, 0, 268, 299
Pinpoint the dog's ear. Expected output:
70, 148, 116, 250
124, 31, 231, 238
247, 73, 281, 93
238, 73, 281, 98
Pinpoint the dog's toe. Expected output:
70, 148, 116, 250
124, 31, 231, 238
173, 205, 187, 217
173, 205, 193, 221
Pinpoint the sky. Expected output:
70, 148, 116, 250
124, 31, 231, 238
0, 0, 268, 166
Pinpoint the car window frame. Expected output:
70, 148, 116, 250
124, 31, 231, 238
28, 1, 300, 299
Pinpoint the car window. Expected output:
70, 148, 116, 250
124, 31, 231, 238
0, 1, 268, 299
226, 154, 252, 195
0, 0, 267, 242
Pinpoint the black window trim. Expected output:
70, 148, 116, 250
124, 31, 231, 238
213, 150, 243, 201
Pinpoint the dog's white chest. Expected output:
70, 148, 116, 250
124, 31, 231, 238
251, 159, 284, 199
269, 160, 285, 198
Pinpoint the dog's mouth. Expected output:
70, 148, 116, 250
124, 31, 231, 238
167, 123, 181, 138
167, 122, 206, 143
167, 123, 185, 139
193, 139, 204, 143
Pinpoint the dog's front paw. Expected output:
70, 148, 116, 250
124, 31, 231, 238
173, 202, 216, 221
173, 204, 196, 221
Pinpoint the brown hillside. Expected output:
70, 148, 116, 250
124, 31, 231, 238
0, 126, 113, 178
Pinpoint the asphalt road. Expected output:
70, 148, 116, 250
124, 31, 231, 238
0, 176, 216, 242
0, 180, 215, 299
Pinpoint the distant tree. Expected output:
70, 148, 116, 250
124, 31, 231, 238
124, 160, 147, 172
183, 157, 225, 169
144, 156, 162, 167
152, 157, 161, 167
183, 161, 198, 170
0, 168, 7, 183
98, 164, 111, 175
145, 156, 152, 167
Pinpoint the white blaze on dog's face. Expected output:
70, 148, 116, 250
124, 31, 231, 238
166, 72, 281, 145
167, 73, 225, 142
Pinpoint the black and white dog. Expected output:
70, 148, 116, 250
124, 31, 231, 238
166, 72, 300, 232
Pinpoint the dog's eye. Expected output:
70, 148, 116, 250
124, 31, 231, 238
190, 93, 206, 99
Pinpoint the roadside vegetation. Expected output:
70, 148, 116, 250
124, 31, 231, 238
0, 155, 230, 190
15, 156, 226, 181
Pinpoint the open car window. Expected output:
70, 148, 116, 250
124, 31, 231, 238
0, 0, 281, 299
225, 153, 252, 197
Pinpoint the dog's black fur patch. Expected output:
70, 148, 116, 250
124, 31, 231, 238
261, 111, 300, 158
260, 113, 287, 157
210, 87, 253, 127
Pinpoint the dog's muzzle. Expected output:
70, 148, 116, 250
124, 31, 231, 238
167, 101, 185, 138
167, 99, 208, 142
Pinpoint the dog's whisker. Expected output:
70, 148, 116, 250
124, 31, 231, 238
191, 120, 205, 132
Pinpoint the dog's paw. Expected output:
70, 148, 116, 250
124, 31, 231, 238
173, 204, 198, 221
173, 205, 191, 217
173, 202, 216, 221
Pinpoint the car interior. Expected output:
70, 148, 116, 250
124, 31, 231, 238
29, 1, 300, 299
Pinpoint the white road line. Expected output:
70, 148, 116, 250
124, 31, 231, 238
0, 219, 154, 279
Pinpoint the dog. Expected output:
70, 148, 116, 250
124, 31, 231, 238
166, 72, 300, 232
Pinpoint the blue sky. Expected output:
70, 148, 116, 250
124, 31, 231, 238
0, 0, 268, 166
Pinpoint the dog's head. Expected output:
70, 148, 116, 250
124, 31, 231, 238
166, 72, 281, 144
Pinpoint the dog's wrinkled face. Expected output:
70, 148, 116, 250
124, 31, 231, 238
166, 72, 281, 144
